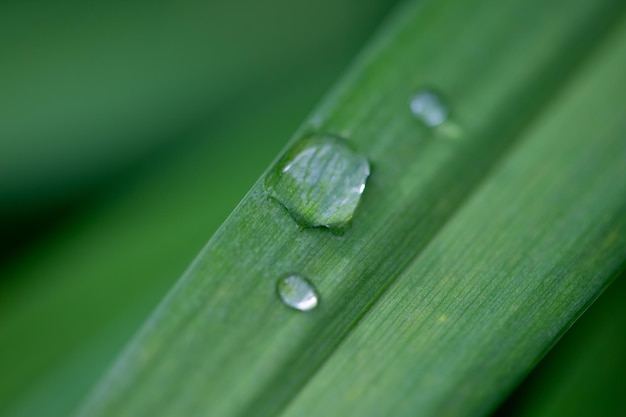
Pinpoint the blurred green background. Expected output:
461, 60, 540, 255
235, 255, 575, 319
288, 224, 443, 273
0, 1, 624, 416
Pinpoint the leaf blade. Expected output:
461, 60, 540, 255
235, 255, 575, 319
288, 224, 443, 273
282, 17, 626, 415
75, 0, 626, 416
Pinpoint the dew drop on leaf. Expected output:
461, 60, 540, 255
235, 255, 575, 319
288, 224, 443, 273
410, 89, 449, 127
265, 134, 370, 232
277, 275, 319, 312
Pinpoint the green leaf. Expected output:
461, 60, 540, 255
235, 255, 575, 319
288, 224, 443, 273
75, 0, 626, 416
496, 273, 626, 417
281, 19, 626, 415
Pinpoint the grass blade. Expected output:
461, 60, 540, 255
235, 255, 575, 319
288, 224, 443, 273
282, 16, 626, 415
495, 274, 626, 417
75, 0, 626, 416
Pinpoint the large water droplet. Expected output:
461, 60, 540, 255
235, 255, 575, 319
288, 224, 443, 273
277, 275, 319, 311
410, 89, 448, 127
266, 134, 370, 231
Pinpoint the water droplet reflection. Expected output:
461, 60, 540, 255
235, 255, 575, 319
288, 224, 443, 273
277, 275, 319, 311
265, 134, 370, 232
410, 89, 449, 127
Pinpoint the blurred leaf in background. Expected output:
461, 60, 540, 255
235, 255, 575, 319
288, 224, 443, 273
0, 0, 397, 253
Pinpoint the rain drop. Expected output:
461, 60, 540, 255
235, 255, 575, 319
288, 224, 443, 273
410, 89, 449, 127
277, 275, 319, 312
265, 134, 370, 232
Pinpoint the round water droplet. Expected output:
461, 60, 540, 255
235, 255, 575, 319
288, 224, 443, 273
410, 89, 449, 127
277, 275, 319, 311
265, 134, 370, 231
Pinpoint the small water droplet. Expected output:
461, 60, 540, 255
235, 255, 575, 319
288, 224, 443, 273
266, 134, 370, 231
277, 275, 319, 311
410, 89, 448, 127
